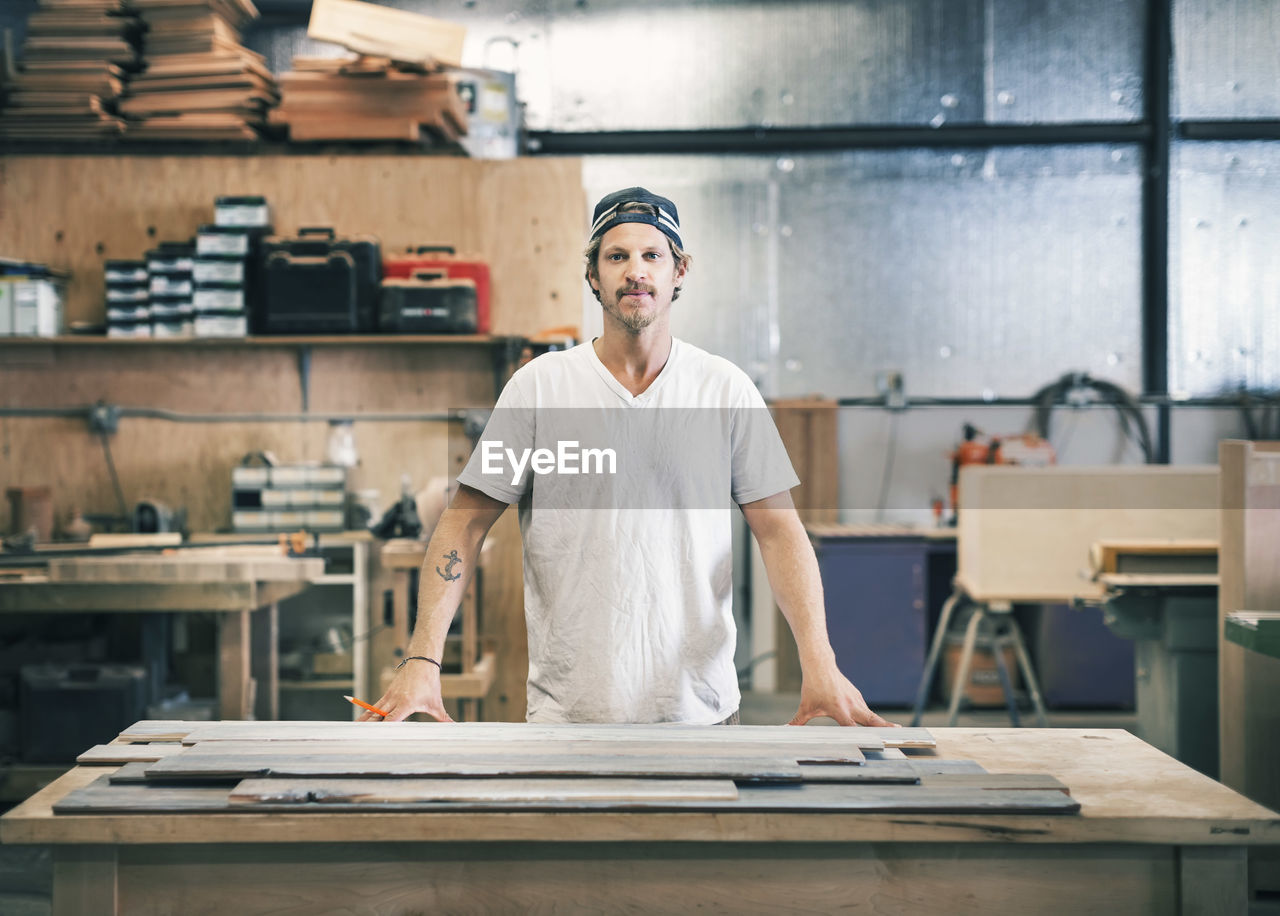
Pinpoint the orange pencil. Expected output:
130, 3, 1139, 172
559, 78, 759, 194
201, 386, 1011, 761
344, 695, 391, 718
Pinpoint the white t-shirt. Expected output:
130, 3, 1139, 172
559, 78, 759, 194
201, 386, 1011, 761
457, 337, 798, 724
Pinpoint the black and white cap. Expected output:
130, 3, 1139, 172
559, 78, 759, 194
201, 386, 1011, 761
589, 187, 683, 249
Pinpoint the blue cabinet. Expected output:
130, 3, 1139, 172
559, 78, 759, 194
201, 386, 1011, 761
811, 533, 955, 708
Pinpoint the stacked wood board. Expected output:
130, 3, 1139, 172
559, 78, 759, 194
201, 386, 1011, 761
122, 0, 276, 140
0, 0, 143, 140
53, 720, 1081, 815
268, 56, 468, 146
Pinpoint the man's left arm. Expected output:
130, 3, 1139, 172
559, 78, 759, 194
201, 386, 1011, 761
741, 491, 898, 727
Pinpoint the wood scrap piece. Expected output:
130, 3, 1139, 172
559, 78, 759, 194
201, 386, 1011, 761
906, 759, 988, 776
108, 762, 153, 784
864, 747, 907, 760
919, 773, 1071, 794
716, 784, 1081, 814
144, 753, 805, 782
77, 743, 185, 764
796, 760, 919, 784
118, 720, 197, 742
229, 777, 740, 805
54, 775, 233, 814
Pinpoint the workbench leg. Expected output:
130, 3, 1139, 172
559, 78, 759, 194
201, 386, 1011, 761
1179, 846, 1247, 915
991, 631, 1021, 727
1006, 615, 1050, 727
218, 609, 253, 720
946, 605, 984, 726
251, 601, 279, 721
393, 569, 410, 655
912, 586, 962, 726
52, 846, 117, 916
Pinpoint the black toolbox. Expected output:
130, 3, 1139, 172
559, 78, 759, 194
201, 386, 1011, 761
379, 271, 479, 333
20, 663, 148, 762
257, 227, 381, 334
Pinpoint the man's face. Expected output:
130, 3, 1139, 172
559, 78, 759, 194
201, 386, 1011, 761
590, 222, 686, 334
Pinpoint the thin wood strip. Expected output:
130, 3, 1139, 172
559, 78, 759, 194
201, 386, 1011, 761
174, 740, 865, 765
77, 743, 185, 765
920, 773, 1071, 793
143, 754, 806, 782
171, 721, 926, 749
228, 777, 741, 805
117, 721, 197, 742
53, 776, 1080, 815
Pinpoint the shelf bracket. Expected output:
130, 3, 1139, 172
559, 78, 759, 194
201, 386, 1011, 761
297, 345, 313, 413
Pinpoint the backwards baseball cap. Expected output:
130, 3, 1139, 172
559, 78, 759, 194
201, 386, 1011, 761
589, 187, 683, 250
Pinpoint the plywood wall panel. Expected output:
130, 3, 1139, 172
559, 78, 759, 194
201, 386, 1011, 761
0, 155, 585, 335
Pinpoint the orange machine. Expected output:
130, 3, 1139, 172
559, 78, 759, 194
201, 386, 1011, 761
948, 423, 1056, 522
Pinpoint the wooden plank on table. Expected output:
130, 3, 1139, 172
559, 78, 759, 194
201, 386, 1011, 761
144, 753, 806, 782
108, 763, 152, 784
46, 552, 321, 584
53, 775, 1080, 815
797, 761, 918, 784
77, 743, 185, 765
919, 773, 1071, 793
172, 721, 916, 750
229, 777, 740, 805
174, 739, 866, 764
117, 721, 198, 742
864, 747, 907, 760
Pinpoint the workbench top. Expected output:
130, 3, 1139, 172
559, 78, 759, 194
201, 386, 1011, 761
5, 728, 1277, 847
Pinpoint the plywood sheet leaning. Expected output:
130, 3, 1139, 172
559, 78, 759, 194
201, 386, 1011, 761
958, 465, 1220, 602
307, 0, 465, 69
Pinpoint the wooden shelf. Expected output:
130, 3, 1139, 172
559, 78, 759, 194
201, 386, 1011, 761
0, 334, 523, 348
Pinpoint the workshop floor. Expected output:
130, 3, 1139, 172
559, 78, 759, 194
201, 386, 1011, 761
2, 700, 1272, 915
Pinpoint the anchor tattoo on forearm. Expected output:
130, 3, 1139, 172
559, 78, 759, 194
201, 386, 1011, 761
437, 549, 462, 581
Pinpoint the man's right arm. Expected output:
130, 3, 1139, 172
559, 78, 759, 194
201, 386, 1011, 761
359, 483, 508, 722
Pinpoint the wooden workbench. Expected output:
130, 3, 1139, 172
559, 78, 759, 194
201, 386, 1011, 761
0, 549, 323, 720
3, 728, 1277, 915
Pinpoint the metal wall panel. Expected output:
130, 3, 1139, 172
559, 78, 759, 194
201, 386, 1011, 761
1174, 0, 1280, 119
1169, 141, 1280, 396
245, 0, 1146, 129
546, 0, 983, 131
587, 146, 1143, 399
987, 0, 1144, 124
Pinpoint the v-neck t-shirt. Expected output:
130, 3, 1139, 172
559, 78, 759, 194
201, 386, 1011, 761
457, 337, 799, 723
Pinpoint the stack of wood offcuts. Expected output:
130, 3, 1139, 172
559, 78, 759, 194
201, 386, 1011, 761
122, 0, 277, 140
56, 720, 1081, 816
268, 55, 466, 146
0, 0, 143, 140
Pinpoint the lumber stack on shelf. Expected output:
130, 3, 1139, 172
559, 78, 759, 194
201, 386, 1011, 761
0, 0, 143, 140
268, 55, 468, 146
122, 0, 276, 140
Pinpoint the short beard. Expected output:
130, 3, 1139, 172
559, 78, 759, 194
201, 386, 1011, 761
603, 285, 658, 334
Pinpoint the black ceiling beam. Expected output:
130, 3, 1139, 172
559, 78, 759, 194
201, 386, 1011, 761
525, 123, 1151, 156
1177, 120, 1280, 141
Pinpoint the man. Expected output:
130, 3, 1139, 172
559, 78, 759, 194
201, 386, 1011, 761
365, 187, 893, 728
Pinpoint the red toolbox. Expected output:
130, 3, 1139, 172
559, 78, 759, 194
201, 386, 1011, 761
384, 246, 490, 333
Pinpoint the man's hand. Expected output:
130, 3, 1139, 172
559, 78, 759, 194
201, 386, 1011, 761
788, 662, 899, 727
357, 663, 453, 723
